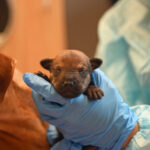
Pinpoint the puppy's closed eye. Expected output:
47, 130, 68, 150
52, 67, 62, 73
78, 67, 88, 73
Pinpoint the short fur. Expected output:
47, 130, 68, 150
37, 50, 104, 100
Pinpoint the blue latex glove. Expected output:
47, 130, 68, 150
95, 0, 150, 106
23, 69, 137, 150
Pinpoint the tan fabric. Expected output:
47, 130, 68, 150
0, 53, 50, 150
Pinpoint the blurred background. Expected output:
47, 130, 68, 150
0, 0, 114, 73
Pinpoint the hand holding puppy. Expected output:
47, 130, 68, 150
23, 68, 137, 150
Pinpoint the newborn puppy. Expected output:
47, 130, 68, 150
37, 50, 104, 100
36, 50, 102, 150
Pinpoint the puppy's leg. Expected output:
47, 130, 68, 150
84, 84, 104, 100
85, 84, 104, 100
35, 71, 50, 82
84, 73, 104, 100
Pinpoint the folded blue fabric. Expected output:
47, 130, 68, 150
95, 0, 150, 106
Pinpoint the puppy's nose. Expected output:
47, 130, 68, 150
63, 79, 76, 87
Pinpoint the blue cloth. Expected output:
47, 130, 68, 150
23, 69, 138, 150
95, 0, 150, 106
126, 105, 150, 150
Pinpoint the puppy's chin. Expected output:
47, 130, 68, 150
60, 92, 81, 98
59, 91, 82, 98
55, 86, 83, 98
61, 94, 80, 98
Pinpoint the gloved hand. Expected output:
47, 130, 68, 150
23, 69, 136, 150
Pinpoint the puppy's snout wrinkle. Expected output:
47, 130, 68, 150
63, 76, 76, 87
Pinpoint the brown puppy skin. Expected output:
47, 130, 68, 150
36, 50, 103, 150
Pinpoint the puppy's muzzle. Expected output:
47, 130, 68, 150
62, 77, 76, 87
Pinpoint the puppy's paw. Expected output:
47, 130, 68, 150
35, 71, 50, 82
85, 85, 104, 100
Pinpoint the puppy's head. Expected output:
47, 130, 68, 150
40, 50, 102, 98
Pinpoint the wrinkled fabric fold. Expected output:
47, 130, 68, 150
95, 0, 150, 106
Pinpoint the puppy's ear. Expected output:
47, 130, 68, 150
90, 58, 103, 70
40, 58, 53, 70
